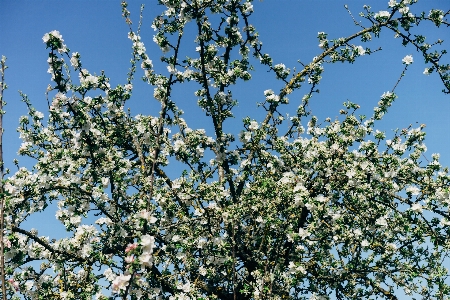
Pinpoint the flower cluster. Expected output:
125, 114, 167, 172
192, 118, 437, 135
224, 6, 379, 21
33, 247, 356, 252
374, 10, 390, 20
42, 30, 68, 54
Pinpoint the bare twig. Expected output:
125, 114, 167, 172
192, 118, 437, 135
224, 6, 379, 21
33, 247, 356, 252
0, 55, 7, 300
391, 64, 409, 93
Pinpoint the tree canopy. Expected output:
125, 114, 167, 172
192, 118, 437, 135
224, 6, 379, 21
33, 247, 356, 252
1, 0, 450, 299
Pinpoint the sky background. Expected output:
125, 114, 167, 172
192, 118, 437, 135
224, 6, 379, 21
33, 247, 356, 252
1, 0, 450, 298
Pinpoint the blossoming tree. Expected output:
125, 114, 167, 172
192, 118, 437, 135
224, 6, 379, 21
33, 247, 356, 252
1, 0, 450, 299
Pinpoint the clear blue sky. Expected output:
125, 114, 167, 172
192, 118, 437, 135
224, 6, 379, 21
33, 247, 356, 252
1, 1, 449, 297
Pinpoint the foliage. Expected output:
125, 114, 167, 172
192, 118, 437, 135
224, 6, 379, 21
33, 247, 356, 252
1, 0, 450, 299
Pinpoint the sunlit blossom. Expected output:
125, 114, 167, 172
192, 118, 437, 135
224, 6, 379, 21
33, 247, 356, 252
402, 55, 413, 65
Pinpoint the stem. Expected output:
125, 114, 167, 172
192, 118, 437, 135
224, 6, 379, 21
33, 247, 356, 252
0, 55, 7, 300
147, 32, 183, 210
11, 226, 85, 263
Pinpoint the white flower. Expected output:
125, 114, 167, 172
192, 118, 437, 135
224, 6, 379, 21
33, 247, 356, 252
428, 9, 444, 24
139, 210, 158, 223
141, 59, 153, 69
346, 169, 356, 179
298, 228, 311, 239
294, 194, 304, 207
125, 255, 134, 264
264, 89, 273, 96
354, 45, 366, 56
305, 203, 316, 211
361, 240, 369, 247
297, 265, 306, 274
402, 55, 413, 65
43, 30, 62, 43
196, 146, 204, 157
249, 121, 259, 131
35, 111, 44, 119
95, 292, 105, 300
193, 209, 203, 216
399, 6, 409, 15
70, 52, 79, 68
406, 185, 420, 195
172, 178, 182, 189
388, 0, 397, 7
79, 71, 99, 88
4, 182, 17, 195
139, 253, 153, 268
42, 33, 50, 43
173, 140, 185, 152
197, 237, 208, 249
207, 202, 218, 210
101, 177, 110, 188
423, 68, 430, 75
242, 2, 253, 13
180, 281, 191, 293
25, 281, 34, 291
318, 40, 328, 49
381, 91, 393, 99
199, 266, 207, 276
140, 235, 156, 253
264, 89, 280, 102
70, 216, 82, 226
316, 195, 328, 203
112, 274, 131, 292
440, 218, 450, 226
310, 293, 328, 300
95, 217, 112, 226
386, 243, 397, 252
374, 11, 390, 20
128, 32, 139, 41
293, 183, 306, 193
274, 63, 286, 70
288, 261, 306, 274
167, 65, 177, 74
376, 217, 388, 226
279, 172, 295, 184
410, 203, 423, 213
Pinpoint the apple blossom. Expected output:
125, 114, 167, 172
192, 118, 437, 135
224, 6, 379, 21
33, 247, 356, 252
402, 54, 414, 65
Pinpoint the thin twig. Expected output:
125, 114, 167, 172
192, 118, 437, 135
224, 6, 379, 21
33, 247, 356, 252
344, 4, 365, 28
0, 55, 7, 300
391, 64, 409, 93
